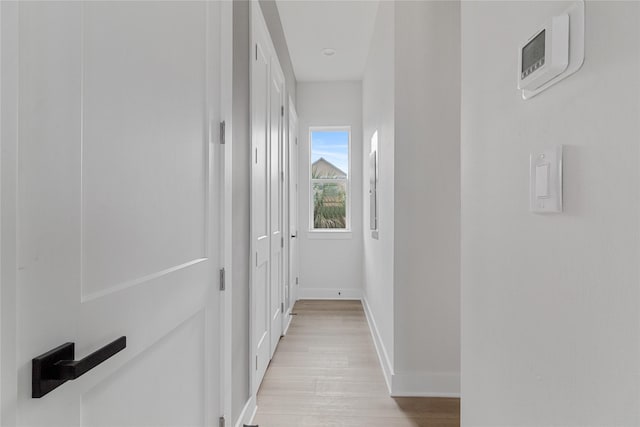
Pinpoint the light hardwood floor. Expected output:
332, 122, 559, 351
252, 300, 460, 427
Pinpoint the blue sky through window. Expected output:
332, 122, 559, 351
311, 130, 349, 175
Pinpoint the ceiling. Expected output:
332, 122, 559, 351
275, 0, 380, 82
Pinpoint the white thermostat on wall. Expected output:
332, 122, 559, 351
518, 15, 569, 91
518, 0, 585, 99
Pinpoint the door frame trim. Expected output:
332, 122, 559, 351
249, 0, 256, 399
220, 0, 234, 423
1, 2, 20, 425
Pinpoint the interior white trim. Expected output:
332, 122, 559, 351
362, 297, 460, 398
234, 394, 257, 427
306, 231, 352, 240
298, 288, 362, 300
391, 372, 461, 398
361, 296, 393, 394
1, 3, 19, 425
282, 306, 293, 336
220, 0, 234, 423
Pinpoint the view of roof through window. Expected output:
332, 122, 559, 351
311, 130, 349, 176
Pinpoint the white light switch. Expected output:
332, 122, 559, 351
535, 163, 550, 198
530, 146, 562, 213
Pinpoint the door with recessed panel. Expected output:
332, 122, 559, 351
8, 2, 222, 425
251, 5, 272, 389
288, 101, 299, 311
269, 60, 285, 356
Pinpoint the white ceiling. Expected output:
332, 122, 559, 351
275, 0, 380, 82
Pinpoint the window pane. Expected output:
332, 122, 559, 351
311, 130, 349, 178
312, 181, 346, 229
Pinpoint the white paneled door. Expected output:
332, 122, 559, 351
269, 61, 285, 357
288, 101, 299, 311
250, 1, 286, 391
2, 2, 224, 426
251, 9, 272, 389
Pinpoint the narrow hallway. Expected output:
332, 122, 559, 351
253, 300, 460, 426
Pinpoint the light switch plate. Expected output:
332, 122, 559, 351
530, 146, 562, 213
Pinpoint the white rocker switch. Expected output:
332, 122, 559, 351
530, 146, 562, 213
535, 163, 550, 198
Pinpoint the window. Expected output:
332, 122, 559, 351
310, 127, 350, 231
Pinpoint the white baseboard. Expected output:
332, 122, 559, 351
298, 287, 362, 300
361, 296, 393, 394
361, 297, 460, 398
282, 307, 293, 335
391, 372, 460, 398
234, 394, 256, 427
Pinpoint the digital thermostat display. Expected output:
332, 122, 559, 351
521, 30, 546, 79
517, 13, 570, 94
517, 1, 584, 99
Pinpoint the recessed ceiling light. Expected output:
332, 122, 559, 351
322, 48, 336, 57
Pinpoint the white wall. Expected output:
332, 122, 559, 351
297, 81, 363, 299
361, 1, 461, 396
461, 1, 640, 425
393, 0, 461, 396
362, 0, 395, 384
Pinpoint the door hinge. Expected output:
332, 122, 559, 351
219, 268, 225, 291
281, 302, 284, 313
219, 121, 226, 144
255, 44, 257, 60
255, 355, 258, 370
281, 236, 284, 248
296, 277, 299, 285
281, 170, 284, 182
219, 417, 225, 427
281, 105, 284, 116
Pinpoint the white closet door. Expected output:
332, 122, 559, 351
251, 6, 272, 389
250, 1, 288, 390
8, 2, 222, 426
269, 61, 285, 356
288, 102, 300, 310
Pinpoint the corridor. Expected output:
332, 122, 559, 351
253, 301, 460, 426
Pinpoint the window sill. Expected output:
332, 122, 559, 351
307, 231, 352, 240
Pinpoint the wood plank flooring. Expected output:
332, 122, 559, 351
253, 300, 460, 426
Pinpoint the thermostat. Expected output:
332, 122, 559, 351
518, 14, 569, 92
518, 0, 585, 99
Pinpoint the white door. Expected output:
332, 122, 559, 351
251, 8, 271, 389
3, 2, 222, 426
288, 101, 300, 309
269, 62, 285, 356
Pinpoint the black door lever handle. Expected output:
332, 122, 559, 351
32, 336, 126, 398
54, 336, 126, 380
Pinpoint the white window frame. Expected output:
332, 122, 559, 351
308, 126, 351, 234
